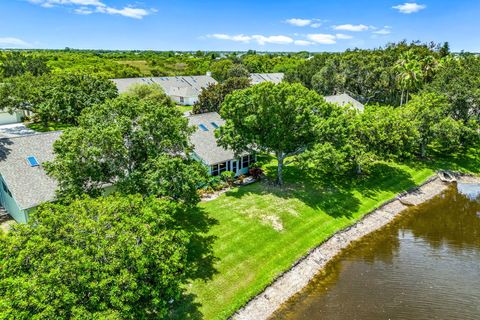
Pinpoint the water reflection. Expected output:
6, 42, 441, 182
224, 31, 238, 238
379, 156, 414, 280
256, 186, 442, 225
274, 184, 480, 320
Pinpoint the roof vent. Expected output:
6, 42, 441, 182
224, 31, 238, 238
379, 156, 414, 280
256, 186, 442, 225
199, 124, 209, 132
26, 156, 40, 167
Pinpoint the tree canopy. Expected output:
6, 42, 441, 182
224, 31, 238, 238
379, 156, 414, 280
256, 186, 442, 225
0, 195, 190, 319
45, 95, 206, 206
217, 82, 328, 185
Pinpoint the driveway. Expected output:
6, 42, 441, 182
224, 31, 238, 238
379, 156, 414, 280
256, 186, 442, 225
0, 123, 36, 138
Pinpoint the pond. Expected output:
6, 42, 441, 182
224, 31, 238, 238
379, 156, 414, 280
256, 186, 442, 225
273, 183, 480, 320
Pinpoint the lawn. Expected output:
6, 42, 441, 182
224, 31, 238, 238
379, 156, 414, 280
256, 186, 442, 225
173, 151, 480, 319
177, 105, 193, 113
26, 121, 72, 132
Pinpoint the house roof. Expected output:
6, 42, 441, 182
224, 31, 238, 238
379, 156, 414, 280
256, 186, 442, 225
111, 75, 217, 98
249, 73, 284, 85
187, 112, 239, 166
0, 131, 60, 210
324, 93, 365, 112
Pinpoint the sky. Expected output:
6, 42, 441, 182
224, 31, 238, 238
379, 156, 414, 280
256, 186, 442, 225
0, 0, 479, 52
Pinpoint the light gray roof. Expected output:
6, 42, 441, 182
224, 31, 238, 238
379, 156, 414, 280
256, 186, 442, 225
0, 132, 60, 210
324, 93, 364, 112
111, 75, 217, 98
187, 112, 238, 165
249, 73, 284, 85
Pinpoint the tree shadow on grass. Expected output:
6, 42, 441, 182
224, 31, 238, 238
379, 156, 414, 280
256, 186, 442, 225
227, 161, 417, 219
169, 206, 219, 319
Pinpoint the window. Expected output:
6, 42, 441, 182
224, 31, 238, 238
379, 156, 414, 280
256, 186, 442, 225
242, 155, 249, 169
26, 156, 40, 167
232, 160, 238, 174
180, 96, 184, 103
211, 164, 219, 176
219, 162, 227, 174
241, 155, 256, 169
199, 124, 209, 131
211, 122, 219, 129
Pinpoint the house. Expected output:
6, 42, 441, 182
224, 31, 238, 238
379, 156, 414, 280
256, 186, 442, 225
111, 74, 217, 105
249, 73, 284, 85
0, 132, 60, 223
187, 112, 256, 177
324, 93, 365, 112
0, 109, 26, 125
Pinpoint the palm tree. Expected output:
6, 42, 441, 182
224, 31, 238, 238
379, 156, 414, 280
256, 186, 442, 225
395, 51, 423, 105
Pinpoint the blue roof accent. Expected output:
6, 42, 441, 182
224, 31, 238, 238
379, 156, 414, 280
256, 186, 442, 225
199, 124, 209, 131
211, 122, 219, 129
26, 156, 40, 167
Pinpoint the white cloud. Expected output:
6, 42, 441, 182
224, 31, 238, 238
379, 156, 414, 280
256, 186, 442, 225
286, 18, 312, 27
27, 0, 154, 19
251, 35, 294, 45
333, 24, 369, 32
306, 33, 337, 44
392, 2, 426, 14
373, 26, 392, 35
0, 37, 30, 48
208, 34, 295, 45
310, 22, 322, 28
335, 33, 353, 39
294, 40, 314, 46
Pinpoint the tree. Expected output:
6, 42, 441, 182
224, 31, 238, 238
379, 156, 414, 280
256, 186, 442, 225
0, 195, 190, 319
45, 95, 204, 206
35, 73, 118, 126
395, 51, 423, 105
311, 59, 341, 95
216, 82, 326, 185
404, 92, 452, 157
192, 76, 250, 114
0, 51, 50, 78
226, 64, 249, 79
0, 73, 118, 127
210, 59, 234, 81
123, 83, 169, 104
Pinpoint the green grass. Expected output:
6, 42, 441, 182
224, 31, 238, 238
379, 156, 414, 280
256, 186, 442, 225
26, 121, 73, 132
177, 105, 193, 113
174, 152, 480, 319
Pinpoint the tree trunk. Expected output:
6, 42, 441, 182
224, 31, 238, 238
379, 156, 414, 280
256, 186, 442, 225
400, 89, 404, 106
276, 152, 285, 186
405, 90, 409, 104
421, 142, 426, 158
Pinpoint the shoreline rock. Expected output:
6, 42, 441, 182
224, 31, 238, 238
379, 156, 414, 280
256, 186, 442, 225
232, 175, 479, 320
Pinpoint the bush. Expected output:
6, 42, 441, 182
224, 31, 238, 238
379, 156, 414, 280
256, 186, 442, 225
221, 171, 236, 184
248, 165, 264, 179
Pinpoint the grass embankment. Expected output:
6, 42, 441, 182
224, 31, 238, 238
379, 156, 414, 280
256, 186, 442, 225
177, 105, 193, 113
174, 151, 480, 319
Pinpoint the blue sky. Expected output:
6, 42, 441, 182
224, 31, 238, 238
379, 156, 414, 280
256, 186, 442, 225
1, 0, 479, 52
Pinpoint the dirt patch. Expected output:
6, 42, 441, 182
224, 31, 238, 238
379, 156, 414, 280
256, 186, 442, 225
261, 215, 284, 232
232, 176, 479, 320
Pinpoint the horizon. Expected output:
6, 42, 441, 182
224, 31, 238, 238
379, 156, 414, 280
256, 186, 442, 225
1, 1, 480, 52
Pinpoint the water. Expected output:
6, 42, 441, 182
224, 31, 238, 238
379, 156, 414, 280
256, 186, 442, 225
273, 183, 480, 320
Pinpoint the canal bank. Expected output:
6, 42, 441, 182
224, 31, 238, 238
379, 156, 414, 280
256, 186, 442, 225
232, 175, 480, 320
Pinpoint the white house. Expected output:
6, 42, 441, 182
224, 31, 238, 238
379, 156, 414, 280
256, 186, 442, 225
249, 73, 284, 85
0, 109, 25, 125
324, 93, 365, 112
111, 75, 217, 106
187, 112, 256, 177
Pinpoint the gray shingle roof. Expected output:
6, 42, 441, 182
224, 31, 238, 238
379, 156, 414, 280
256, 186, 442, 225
187, 112, 237, 165
324, 93, 364, 112
0, 132, 60, 210
249, 73, 284, 85
111, 75, 217, 97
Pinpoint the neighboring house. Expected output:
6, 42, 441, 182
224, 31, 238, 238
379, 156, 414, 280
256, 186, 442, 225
0, 109, 26, 125
187, 112, 256, 177
249, 73, 284, 85
324, 93, 365, 112
0, 132, 60, 223
111, 74, 218, 105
